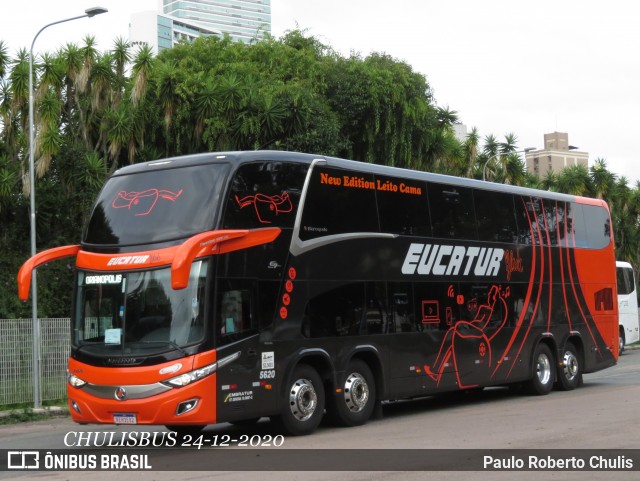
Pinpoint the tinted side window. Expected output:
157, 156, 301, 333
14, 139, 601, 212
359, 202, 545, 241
527, 197, 551, 246
428, 184, 477, 240
376, 175, 430, 236
223, 162, 307, 229
581, 204, 611, 249
300, 167, 379, 241
215, 280, 256, 344
513, 196, 533, 245
617, 267, 634, 295
556, 201, 573, 247
475, 190, 517, 243
305, 284, 365, 338
516, 196, 551, 245
571, 204, 588, 249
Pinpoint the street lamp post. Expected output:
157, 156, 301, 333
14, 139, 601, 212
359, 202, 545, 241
28, 6, 107, 409
482, 147, 535, 182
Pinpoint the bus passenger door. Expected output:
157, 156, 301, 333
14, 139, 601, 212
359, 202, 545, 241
386, 284, 424, 398
214, 281, 276, 423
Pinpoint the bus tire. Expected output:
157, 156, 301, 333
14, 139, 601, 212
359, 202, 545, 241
526, 343, 555, 395
619, 328, 625, 355
556, 341, 581, 391
330, 359, 376, 427
275, 364, 325, 436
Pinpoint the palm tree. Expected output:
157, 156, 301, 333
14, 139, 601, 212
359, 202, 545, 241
35, 123, 62, 177
499, 132, 518, 154
76, 36, 98, 94
502, 152, 526, 185
58, 43, 83, 126
111, 37, 131, 106
155, 60, 181, 139
131, 44, 154, 105
90, 52, 115, 112
482, 134, 499, 157
9, 49, 29, 131
436, 105, 459, 129
555, 165, 591, 195
102, 103, 133, 165
0, 81, 15, 151
35, 52, 63, 103
463, 126, 479, 178
0, 41, 9, 79
194, 77, 221, 146
590, 158, 616, 200
257, 94, 286, 147
540, 169, 557, 191
0, 154, 18, 213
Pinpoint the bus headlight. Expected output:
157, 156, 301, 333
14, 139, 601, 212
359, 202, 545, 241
163, 362, 217, 388
68, 373, 87, 388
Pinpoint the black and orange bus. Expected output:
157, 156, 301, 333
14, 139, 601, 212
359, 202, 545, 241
18, 150, 618, 435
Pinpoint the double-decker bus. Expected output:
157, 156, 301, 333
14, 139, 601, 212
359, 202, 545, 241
616, 261, 640, 353
18, 151, 618, 435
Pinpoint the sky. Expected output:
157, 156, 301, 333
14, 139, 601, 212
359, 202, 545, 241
2, 0, 639, 183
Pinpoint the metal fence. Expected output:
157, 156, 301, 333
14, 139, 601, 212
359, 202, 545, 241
0, 318, 70, 406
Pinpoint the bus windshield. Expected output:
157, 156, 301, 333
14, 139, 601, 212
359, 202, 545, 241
73, 261, 208, 357
84, 163, 228, 246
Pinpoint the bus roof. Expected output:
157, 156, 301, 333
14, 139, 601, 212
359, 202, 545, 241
112, 150, 603, 207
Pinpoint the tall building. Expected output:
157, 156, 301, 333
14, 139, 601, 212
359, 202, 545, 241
161, 0, 272, 43
525, 132, 589, 178
129, 1, 272, 54
129, 11, 222, 54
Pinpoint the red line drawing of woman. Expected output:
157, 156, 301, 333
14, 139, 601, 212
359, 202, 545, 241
112, 189, 183, 216
423, 285, 509, 389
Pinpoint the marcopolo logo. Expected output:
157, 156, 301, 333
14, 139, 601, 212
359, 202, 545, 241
402, 243, 504, 277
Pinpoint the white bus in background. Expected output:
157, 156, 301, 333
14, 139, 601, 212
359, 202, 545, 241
616, 261, 640, 353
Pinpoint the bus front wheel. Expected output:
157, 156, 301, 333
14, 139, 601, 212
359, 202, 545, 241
619, 328, 625, 355
526, 343, 555, 395
556, 341, 581, 391
329, 359, 376, 427
275, 364, 325, 436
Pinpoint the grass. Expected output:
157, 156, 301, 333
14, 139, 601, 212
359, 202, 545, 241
0, 399, 69, 425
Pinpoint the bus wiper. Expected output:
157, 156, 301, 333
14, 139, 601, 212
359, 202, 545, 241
137, 340, 188, 357
72, 340, 101, 357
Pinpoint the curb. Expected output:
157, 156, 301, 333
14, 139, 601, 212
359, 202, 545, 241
0, 406, 69, 419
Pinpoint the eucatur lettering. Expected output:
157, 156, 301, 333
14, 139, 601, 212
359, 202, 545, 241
402, 243, 504, 277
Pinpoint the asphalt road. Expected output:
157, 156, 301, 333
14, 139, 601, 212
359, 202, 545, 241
1, 348, 640, 481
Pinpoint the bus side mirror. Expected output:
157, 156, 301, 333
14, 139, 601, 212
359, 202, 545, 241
17, 245, 80, 301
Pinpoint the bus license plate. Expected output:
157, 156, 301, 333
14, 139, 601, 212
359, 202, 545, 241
114, 413, 137, 424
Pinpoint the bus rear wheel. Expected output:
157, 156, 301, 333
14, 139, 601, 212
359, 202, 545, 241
526, 343, 555, 395
619, 328, 625, 355
556, 341, 581, 391
329, 359, 376, 427
275, 364, 325, 436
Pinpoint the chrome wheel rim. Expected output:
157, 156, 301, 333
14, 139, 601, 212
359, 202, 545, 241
536, 353, 552, 385
288, 378, 317, 421
343, 372, 369, 413
562, 350, 579, 381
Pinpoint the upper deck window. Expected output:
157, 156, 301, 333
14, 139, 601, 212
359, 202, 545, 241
300, 167, 379, 241
222, 161, 308, 229
84, 163, 228, 246
428, 183, 477, 240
